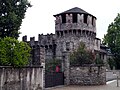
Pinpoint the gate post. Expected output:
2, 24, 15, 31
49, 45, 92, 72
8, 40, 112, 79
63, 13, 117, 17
62, 51, 70, 85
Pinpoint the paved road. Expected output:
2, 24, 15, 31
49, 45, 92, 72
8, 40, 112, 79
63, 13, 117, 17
46, 80, 120, 90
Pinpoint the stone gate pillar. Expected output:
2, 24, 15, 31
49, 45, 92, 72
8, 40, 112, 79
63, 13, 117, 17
40, 46, 45, 89
62, 51, 70, 85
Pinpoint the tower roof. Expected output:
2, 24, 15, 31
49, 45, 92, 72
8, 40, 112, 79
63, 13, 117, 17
54, 7, 96, 18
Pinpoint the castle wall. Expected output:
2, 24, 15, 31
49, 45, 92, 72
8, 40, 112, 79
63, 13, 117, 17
56, 32, 95, 59
70, 66, 106, 85
0, 66, 44, 90
62, 51, 106, 86
22, 34, 57, 65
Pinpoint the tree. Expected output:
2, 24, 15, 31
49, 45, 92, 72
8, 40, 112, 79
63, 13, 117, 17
103, 13, 120, 69
70, 43, 95, 66
0, 37, 31, 67
0, 0, 31, 39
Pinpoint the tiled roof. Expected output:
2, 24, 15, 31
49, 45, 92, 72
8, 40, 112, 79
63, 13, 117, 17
54, 7, 96, 18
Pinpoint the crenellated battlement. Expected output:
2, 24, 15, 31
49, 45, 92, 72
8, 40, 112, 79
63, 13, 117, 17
55, 14, 96, 32
22, 33, 56, 65
22, 33, 56, 47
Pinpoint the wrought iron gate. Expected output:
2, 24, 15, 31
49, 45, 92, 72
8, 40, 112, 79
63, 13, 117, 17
45, 72, 64, 88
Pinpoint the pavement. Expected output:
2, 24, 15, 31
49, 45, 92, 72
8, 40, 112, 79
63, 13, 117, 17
46, 80, 120, 90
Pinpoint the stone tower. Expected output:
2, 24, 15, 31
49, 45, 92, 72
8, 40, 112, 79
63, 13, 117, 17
54, 7, 97, 58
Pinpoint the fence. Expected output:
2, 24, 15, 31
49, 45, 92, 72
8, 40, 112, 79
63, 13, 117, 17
106, 70, 120, 81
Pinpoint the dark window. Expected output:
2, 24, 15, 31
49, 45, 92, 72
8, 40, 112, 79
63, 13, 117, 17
100, 54, 101, 59
64, 31, 67, 36
62, 14, 66, 23
49, 45, 52, 49
57, 31, 59, 37
78, 30, 81, 34
66, 42, 70, 51
86, 31, 88, 35
61, 31, 63, 36
84, 14, 88, 24
45, 45, 48, 49
92, 17, 94, 25
83, 30, 85, 35
65, 30, 67, 34
69, 30, 72, 34
72, 14, 77, 23
73, 30, 76, 35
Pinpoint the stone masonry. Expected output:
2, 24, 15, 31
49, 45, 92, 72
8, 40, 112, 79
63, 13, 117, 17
0, 66, 44, 90
62, 51, 106, 86
70, 66, 106, 85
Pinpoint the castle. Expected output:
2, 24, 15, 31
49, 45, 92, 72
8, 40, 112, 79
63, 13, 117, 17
22, 7, 107, 65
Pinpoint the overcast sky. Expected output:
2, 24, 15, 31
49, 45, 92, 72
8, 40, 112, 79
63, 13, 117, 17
20, 0, 120, 41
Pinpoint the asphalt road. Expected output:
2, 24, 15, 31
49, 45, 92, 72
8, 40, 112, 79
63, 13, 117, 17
47, 80, 120, 90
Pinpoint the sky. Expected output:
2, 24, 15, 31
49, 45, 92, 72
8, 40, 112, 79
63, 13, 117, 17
20, 0, 120, 41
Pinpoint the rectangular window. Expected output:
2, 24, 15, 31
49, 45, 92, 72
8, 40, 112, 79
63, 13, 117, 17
62, 14, 66, 23
56, 31, 59, 37
92, 17, 94, 25
84, 14, 87, 24
61, 31, 63, 36
66, 42, 70, 51
73, 14, 77, 23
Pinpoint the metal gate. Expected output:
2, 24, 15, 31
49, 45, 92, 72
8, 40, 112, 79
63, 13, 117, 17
45, 72, 64, 88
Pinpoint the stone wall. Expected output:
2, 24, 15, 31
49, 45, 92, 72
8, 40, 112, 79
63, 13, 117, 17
69, 66, 106, 85
0, 66, 44, 90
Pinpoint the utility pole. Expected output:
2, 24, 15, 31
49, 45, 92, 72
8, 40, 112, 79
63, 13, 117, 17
116, 71, 119, 87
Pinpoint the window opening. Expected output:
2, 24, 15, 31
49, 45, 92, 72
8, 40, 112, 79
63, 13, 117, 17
84, 14, 88, 24
72, 14, 77, 23
62, 14, 66, 23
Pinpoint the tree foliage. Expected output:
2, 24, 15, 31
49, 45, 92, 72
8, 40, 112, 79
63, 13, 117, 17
70, 43, 95, 66
103, 13, 120, 69
107, 58, 116, 70
0, 0, 31, 39
0, 37, 31, 67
